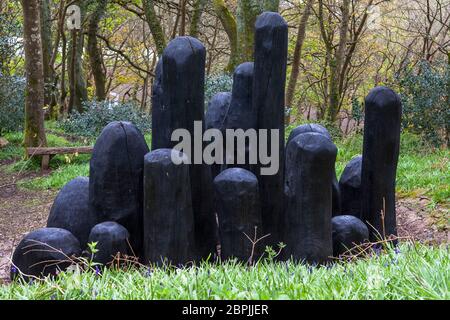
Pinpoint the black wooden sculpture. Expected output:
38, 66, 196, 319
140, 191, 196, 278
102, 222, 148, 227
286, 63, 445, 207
214, 168, 262, 263
87, 222, 130, 265
332, 215, 369, 256
339, 156, 363, 217
47, 177, 97, 249
143, 149, 195, 266
287, 124, 341, 216
205, 92, 231, 179
155, 36, 217, 259
361, 87, 402, 241
253, 12, 288, 248
284, 132, 336, 264
11, 12, 404, 276
151, 59, 165, 151
11, 228, 81, 280
89, 121, 149, 257
222, 62, 257, 173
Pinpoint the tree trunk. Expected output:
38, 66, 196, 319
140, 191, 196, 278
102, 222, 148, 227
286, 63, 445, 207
87, 0, 108, 101
214, 0, 280, 72
285, 0, 313, 117
21, 0, 47, 149
236, 0, 260, 63
179, 0, 187, 36
143, 0, 167, 55
212, 0, 238, 72
189, 0, 207, 38
40, 0, 56, 117
327, 0, 349, 123
67, 1, 88, 114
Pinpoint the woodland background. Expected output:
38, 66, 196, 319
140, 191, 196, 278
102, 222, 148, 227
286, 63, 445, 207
0, 0, 448, 148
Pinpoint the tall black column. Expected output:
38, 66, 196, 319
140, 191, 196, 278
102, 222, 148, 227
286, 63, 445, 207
151, 58, 165, 151
287, 123, 341, 216
143, 149, 195, 266
223, 62, 257, 173
154, 36, 216, 259
361, 86, 402, 241
284, 132, 336, 264
253, 12, 288, 248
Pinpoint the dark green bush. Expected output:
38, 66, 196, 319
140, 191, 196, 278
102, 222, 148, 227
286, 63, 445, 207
205, 73, 233, 106
398, 61, 449, 147
0, 74, 25, 135
60, 100, 151, 138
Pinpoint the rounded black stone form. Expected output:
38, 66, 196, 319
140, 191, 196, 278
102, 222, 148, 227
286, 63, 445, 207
205, 92, 232, 179
361, 87, 402, 241
214, 168, 262, 263
284, 133, 337, 264
332, 215, 369, 256
11, 228, 81, 280
143, 149, 195, 266
286, 123, 331, 145
47, 177, 97, 249
87, 222, 130, 265
287, 123, 341, 216
339, 156, 363, 217
253, 12, 288, 248
157, 36, 216, 259
89, 121, 149, 257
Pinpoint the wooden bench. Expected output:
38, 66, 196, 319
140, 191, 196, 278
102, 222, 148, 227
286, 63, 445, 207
26, 146, 93, 171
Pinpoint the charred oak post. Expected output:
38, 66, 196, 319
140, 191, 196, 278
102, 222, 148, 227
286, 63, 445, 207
332, 215, 369, 257
88, 222, 130, 265
287, 124, 342, 216
205, 92, 231, 179
339, 156, 363, 217
143, 149, 195, 266
214, 168, 262, 263
11, 228, 81, 281
253, 13, 288, 247
47, 177, 97, 249
89, 121, 149, 258
159, 37, 216, 260
361, 87, 402, 241
151, 59, 165, 150
284, 133, 336, 264
223, 62, 257, 173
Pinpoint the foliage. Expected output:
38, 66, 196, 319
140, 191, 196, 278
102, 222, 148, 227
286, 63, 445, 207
398, 61, 450, 147
60, 100, 152, 138
1, 243, 448, 300
0, 74, 25, 135
205, 73, 233, 106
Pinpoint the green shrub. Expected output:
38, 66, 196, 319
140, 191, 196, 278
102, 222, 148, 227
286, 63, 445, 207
60, 100, 151, 138
398, 61, 449, 147
205, 73, 233, 106
0, 74, 25, 135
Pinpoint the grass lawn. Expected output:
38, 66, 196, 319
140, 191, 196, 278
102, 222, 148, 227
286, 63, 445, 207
0, 243, 448, 300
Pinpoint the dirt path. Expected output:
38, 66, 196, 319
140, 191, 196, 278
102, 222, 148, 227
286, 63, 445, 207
0, 163, 56, 284
0, 165, 447, 283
